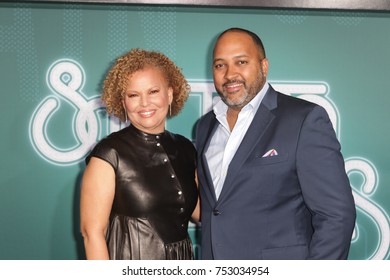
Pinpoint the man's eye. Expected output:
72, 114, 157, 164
238, 60, 248, 65
214, 64, 223, 69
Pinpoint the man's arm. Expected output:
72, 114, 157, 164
296, 105, 356, 259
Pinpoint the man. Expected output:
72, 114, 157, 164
195, 27, 356, 259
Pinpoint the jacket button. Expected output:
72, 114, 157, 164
213, 209, 221, 216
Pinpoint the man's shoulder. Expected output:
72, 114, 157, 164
275, 91, 318, 110
261, 85, 317, 112
198, 110, 216, 125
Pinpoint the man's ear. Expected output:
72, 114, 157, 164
261, 58, 269, 77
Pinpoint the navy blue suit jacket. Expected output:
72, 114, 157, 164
195, 85, 356, 259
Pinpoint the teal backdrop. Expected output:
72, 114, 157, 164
0, 2, 389, 260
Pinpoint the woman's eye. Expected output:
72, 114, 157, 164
126, 93, 137, 98
150, 89, 159, 94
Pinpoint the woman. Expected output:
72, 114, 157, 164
80, 49, 199, 260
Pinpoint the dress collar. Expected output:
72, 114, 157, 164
128, 124, 165, 142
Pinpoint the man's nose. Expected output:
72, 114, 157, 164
224, 65, 238, 80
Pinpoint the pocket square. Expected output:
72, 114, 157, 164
262, 148, 278, 157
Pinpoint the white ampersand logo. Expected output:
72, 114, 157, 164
345, 157, 390, 259
29, 59, 102, 165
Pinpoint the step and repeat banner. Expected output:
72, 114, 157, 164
0, 2, 389, 260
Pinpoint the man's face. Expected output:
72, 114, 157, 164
212, 31, 268, 110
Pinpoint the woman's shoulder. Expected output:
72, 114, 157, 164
85, 128, 128, 166
165, 131, 196, 155
166, 131, 194, 146
91, 129, 122, 151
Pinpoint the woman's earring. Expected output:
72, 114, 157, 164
169, 104, 172, 117
124, 109, 128, 123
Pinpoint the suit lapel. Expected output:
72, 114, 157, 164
217, 86, 278, 201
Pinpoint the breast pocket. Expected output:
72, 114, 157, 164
250, 153, 289, 166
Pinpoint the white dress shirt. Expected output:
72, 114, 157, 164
205, 83, 269, 199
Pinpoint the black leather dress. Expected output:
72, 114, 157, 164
86, 124, 198, 259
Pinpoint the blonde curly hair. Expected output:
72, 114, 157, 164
102, 48, 190, 122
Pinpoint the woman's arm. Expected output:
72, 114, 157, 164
191, 171, 201, 223
80, 157, 115, 260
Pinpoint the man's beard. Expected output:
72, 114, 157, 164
218, 76, 264, 109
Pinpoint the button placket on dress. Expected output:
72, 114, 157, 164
156, 136, 186, 218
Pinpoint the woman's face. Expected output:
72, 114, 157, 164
123, 67, 173, 134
